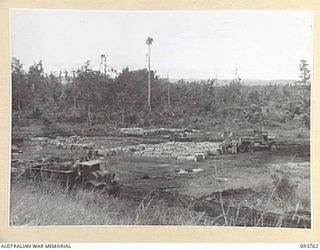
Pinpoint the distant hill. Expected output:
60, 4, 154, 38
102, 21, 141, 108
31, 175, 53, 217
242, 79, 297, 86
169, 78, 297, 86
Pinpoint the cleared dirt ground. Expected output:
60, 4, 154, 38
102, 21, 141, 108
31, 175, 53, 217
11, 130, 311, 227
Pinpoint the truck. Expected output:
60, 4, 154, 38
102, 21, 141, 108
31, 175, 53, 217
223, 130, 277, 153
11, 159, 121, 196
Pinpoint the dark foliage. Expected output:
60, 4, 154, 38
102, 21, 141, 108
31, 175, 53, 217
11, 58, 311, 130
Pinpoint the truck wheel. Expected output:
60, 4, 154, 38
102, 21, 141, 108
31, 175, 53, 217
238, 143, 247, 153
247, 142, 254, 152
270, 144, 277, 152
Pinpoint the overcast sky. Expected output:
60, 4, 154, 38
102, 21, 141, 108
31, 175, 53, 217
10, 9, 314, 80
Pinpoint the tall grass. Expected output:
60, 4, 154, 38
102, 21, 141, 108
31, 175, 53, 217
10, 162, 310, 227
10, 184, 210, 226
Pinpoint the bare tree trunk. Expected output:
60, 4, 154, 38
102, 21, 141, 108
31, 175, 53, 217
73, 97, 76, 124
17, 79, 21, 119
147, 45, 151, 112
167, 72, 170, 105
87, 105, 91, 127
17, 96, 21, 119
122, 112, 125, 125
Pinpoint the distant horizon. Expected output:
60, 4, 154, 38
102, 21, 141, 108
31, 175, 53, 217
167, 77, 298, 82
11, 57, 300, 83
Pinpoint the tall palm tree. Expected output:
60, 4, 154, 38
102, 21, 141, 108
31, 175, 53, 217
146, 37, 153, 112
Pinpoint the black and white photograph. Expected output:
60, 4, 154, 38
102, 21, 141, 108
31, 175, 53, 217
10, 9, 313, 228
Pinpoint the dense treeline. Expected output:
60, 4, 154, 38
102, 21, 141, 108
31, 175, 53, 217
11, 57, 310, 131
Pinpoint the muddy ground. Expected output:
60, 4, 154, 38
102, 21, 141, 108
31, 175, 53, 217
11, 130, 311, 227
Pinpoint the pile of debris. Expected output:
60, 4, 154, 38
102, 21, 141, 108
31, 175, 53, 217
30, 136, 95, 150
119, 127, 146, 136
119, 127, 187, 136
55, 136, 95, 150
31, 137, 51, 144
96, 141, 221, 162
98, 144, 146, 156
133, 142, 221, 162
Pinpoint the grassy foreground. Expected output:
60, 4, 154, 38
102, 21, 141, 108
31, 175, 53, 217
10, 184, 209, 226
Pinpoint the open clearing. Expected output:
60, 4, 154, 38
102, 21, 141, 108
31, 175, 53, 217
11, 128, 310, 227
